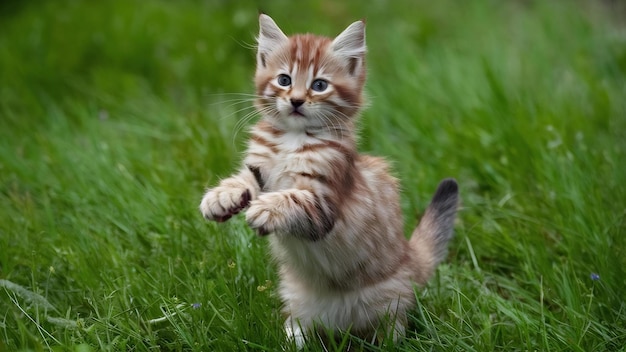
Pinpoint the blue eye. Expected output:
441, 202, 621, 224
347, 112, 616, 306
311, 79, 328, 92
277, 74, 291, 86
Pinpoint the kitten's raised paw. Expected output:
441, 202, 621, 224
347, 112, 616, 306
200, 187, 251, 222
245, 200, 273, 235
245, 193, 286, 235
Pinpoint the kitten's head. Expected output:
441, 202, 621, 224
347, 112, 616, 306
254, 14, 366, 133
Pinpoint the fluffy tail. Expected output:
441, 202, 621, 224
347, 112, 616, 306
409, 178, 459, 283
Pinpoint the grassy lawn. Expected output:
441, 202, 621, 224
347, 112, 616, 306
1, 0, 625, 351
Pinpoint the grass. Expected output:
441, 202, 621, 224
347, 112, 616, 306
1, 0, 625, 350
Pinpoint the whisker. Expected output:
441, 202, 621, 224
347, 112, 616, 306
232, 105, 277, 142
314, 109, 352, 140
232, 112, 258, 144
216, 100, 273, 123
232, 105, 270, 130
216, 101, 255, 116
219, 105, 257, 123
205, 93, 265, 106
206, 92, 263, 98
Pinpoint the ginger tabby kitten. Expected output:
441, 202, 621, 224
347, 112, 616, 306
200, 14, 459, 348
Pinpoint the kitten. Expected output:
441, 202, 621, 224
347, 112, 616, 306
200, 14, 459, 348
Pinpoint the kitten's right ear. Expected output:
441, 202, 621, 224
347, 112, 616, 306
331, 20, 366, 75
257, 14, 288, 68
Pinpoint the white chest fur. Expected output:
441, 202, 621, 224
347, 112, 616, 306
247, 130, 336, 191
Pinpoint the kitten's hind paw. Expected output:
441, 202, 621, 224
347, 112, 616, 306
200, 187, 251, 222
284, 316, 307, 350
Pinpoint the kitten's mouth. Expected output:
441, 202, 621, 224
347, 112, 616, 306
290, 109, 306, 117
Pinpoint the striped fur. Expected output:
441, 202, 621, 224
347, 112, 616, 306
199, 14, 459, 348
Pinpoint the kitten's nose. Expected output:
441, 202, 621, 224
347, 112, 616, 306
290, 99, 305, 108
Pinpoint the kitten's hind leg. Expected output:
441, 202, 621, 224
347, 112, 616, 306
390, 320, 406, 343
285, 316, 308, 350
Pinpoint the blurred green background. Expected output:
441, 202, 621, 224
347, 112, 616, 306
1, 0, 625, 351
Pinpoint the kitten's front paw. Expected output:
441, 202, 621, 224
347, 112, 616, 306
245, 193, 284, 236
200, 187, 251, 222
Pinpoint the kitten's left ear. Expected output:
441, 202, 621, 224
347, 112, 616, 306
257, 14, 289, 68
331, 20, 366, 75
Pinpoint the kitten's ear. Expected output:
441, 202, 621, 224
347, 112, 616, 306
331, 20, 366, 75
257, 14, 288, 68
